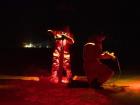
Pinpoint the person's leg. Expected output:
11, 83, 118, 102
50, 50, 60, 83
85, 63, 113, 89
62, 53, 72, 83
97, 63, 114, 85
84, 63, 98, 87
85, 66, 102, 89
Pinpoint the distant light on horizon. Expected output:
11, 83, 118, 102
23, 43, 36, 48
23, 41, 53, 48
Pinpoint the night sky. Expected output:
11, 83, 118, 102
0, 0, 140, 65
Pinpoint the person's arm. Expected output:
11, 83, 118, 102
48, 30, 74, 43
99, 51, 116, 60
61, 33, 74, 44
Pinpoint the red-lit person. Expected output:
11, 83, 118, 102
48, 26, 74, 84
83, 33, 116, 89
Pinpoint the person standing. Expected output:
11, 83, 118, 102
48, 26, 74, 84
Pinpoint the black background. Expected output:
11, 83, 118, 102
0, 0, 140, 75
